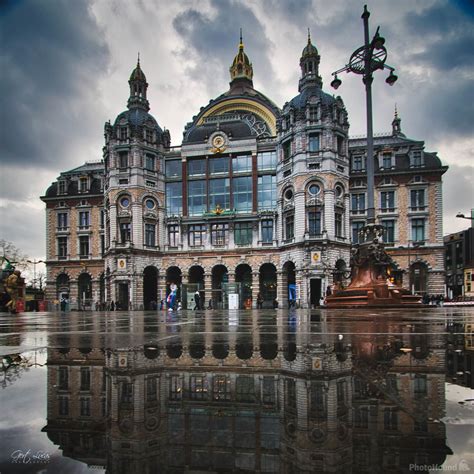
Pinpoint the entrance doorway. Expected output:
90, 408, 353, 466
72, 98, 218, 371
78, 273, 92, 310
143, 266, 158, 310
259, 263, 277, 308
211, 265, 228, 309
310, 278, 322, 307
118, 282, 129, 310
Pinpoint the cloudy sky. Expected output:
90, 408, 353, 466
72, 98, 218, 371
1, 0, 473, 278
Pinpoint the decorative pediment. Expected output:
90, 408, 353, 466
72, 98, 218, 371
306, 197, 323, 207
118, 210, 131, 218
283, 202, 295, 212
144, 210, 157, 219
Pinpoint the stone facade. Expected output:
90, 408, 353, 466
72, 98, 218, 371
42, 36, 448, 308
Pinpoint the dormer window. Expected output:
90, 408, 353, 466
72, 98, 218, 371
352, 156, 365, 172
146, 129, 154, 143
308, 106, 317, 121
411, 150, 424, 168
381, 152, 392, 169
79, 177, 88, 193
120, 127, 127, 140
58, 180, 66, 195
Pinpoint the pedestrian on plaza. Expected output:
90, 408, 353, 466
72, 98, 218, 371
194, 291, 201, 310
207, 299, 213, 310
60, 297, 67, 312
257, 293, 263, 309
326, 285, 332, 297
273, 298, 279, 309
95, 301, 99, 311
110, 300, 115, 311
160, 299, 164, 310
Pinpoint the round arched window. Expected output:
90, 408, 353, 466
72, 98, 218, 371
308, 184, 321, 196
120, 197, 130, 207
284, 189, 294, 201
335, 185, 344, 198
145, 199, 155, 210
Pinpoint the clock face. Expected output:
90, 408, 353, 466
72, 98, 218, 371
212, 135, 225, 148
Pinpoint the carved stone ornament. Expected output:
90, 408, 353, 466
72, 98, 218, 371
144, 210, 157, 219
118, 210, 131, 218
283, 202, 294, 212
306, 197, 323, 207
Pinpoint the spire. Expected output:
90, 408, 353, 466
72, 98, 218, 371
392, 104, 404, 136
229, 29, 254, 88
127, 56, 149, 111
299, 29, 322, 91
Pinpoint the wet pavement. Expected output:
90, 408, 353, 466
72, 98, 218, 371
0, 308, 473, 473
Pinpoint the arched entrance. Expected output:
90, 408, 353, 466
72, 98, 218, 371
56, 273, 70, 301
188, 265, 204, 310
334, 259, 347, 288
282, 261, 296, 308
78, 273, 92, 310
410, 262, 428, 294
259, 263, 277, 308
143, 266, 158, 310
166, 267, 182, 307
211, 264, 228, 309
235, 264, 252, 309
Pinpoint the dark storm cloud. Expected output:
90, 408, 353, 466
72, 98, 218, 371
173, 0, 274, 97
0, 0, 110, 169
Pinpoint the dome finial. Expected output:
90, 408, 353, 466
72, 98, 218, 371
308, 28, 311, 44
137, 51, 140, 66
392, 103, 404, 136
229, 29, 253, 86
394, 103, 398, 119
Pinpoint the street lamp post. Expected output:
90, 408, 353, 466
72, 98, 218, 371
325, 6, 422, 308
27, 259, 44, 289
331, 4, 397, 228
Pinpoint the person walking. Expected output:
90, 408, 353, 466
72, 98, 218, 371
194, 291, 201, 310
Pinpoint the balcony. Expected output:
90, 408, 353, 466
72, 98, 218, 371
380, 207, 396, 214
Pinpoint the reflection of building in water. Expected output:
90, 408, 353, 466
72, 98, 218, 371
42, 313, 451, 472
41, 314, 106, 467
446, 318, 474, 389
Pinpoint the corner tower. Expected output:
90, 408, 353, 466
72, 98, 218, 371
277, 33, 351, 304
103, 58, 170, 310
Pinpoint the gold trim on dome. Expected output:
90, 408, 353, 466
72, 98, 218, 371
197, 98, 277, 136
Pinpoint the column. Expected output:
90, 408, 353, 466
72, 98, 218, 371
294, 191, 306, 242
252, 272, 259, 309
296, 270, 306, 309
204, 273, 212, 310
324, 190, 335, 238
277, 271, 285, 309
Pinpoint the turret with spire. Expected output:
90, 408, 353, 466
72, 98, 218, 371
229, 29, 254, 92
299, 29, 322, 91
127, 54, 150, 111
392, 104, 404, 137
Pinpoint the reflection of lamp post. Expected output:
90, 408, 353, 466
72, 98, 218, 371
27, 259, 44, 289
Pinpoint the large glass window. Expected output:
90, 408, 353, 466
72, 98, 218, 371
258, 175, 276, 210
235, 376, 256, 403
145, 154, 155, 171
211, 223, 228, 246
188, 159, 206, 176
261, 220, 273, 244
190, 375, 208, 401
382, 220, 395, 244
168, 225, 179, 247
410, 189, 425, 210
308, 134, 320, 152
235, 222, 253, 246
233, 176, 252, 213
58, 237, 68, 259
209, 157, 229, 175
145, 223, 156, 246
209, 178, 230, 211
232, 155, 252, 173
308, 211, 321, 236
120, 222, 131, 243
166, 160, 182, 179
352, 221, 365, 244
188, 180, 206, 216
412, 218, 425, 242
189, 224, 206, 247
380, 191, 395, 212
257, 151, 277, 171
166, 182, 182, 215
213, 375, 230, 401
351, 193, 366, 213
285, 214, 294, 240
